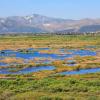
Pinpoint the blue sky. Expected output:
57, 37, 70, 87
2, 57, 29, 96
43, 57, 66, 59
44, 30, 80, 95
0, 0, 100, 19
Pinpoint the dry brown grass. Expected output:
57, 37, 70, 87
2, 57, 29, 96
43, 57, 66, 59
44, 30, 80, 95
0, 57, 24, 64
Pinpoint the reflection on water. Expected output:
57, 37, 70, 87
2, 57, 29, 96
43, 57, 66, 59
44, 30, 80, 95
0, 48, 96, 60
0, 66, 55, 74
0, 48, 97, 75
59, 68, 100, 75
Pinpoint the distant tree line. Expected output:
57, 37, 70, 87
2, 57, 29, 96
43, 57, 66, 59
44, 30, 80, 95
0, 32, 100, 36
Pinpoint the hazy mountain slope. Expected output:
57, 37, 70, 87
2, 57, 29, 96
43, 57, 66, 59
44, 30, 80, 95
78, 25, 100, 32
0, 14, 100, 33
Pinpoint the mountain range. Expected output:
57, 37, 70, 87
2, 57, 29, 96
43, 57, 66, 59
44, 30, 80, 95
0, 14, 100, 33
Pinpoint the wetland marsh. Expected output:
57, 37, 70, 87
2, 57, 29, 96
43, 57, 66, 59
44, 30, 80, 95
0, 34, 100, 100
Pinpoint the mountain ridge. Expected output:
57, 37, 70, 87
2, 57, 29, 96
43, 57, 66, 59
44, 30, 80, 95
0, 14, 100, 33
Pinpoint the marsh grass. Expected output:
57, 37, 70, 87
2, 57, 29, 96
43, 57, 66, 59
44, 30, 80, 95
0, 35, 100, 100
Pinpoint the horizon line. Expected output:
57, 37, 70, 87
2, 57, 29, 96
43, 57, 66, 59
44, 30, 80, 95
0, 13, 100, 20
